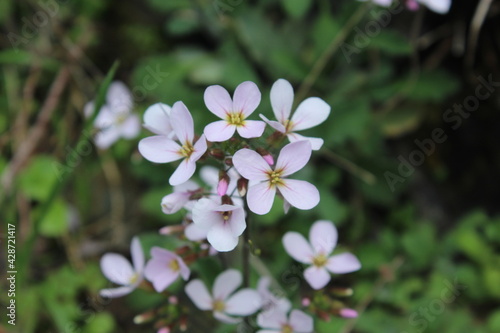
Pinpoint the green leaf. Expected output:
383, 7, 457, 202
369, 30, 412, 55
407, 71, 460, 102
378, 107, 424, 137
38, 198, 69, 237
281, 0, 312, 19
401, 222, 436, 269
82, 313, 115, 333
18, 155, 59, 201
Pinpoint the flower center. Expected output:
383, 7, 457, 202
116, 112, 128, 125
129, 273, 139, 284
267, 169, 284, 187
221, 211, 232, 221
281, 324, 293, 333
284, 119, 294, 132
312, 254, 328, 268
179, 142, 195, 158
213, 299, 226, 312
169, 259, 180, 272
227, 112, 245, 126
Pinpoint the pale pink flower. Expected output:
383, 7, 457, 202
257, 277, 291, 315
85, 81, 140, 149
203, 81, 266, 142
144, 247, 190, 292
283, 221, 361, 290
368, 0, 451, 14
160, 180, 200, 214
100, 237, 144, 298
185, 269, 262, 323
191, 198, 246, 252
260, 79, 330, 150
257, 309, 313, 333
232, 140, 320, 215
143, 103, 174, 137
138, 101, 207, 186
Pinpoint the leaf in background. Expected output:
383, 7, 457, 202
369, 30, 412, 55
378, 106, 424, 138
165, 9, 200, 35
325, 98, 370, 145
82, 313, 115, 333
281, 0, 312, 19
38, 198, 69, 237
407, 71, 460, 102
402, 222, 436, 269
18, 155, 59, 201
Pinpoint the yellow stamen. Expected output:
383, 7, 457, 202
129, 273, 139, 284
116, 113, 128, 124
222, 211, 232, 221
179, 143, 195, 158
213, 299, 226, 312
282, 324, 293, 333
169, 259, 180, 272
227, 112, 245, 126
312, 254, 328, 268
267, 169, 284, 187
284, 119, 293, 132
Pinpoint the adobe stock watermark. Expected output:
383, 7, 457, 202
341, 1, 405, 64
7, 0, 70, 52
385, 74, 500, 192
401, 278, 466, 333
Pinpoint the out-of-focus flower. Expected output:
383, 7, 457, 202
260, 79, 330, 150
99, 237, 144, 298
138, 101, 207, 186
185, 269, 262, 323
257, 309, 314, 333
339, 308, 358, 318
85, 81, 140, 149
232, 140, 319, 215
283, 221, 361, 290
142, 102, 174, 137
257, 276, 291, 315
144, 247, 190, 292
203, 81, 266, 142
160, 180, 200, 214
191, 198, 246, 252
369, 0, 451, 14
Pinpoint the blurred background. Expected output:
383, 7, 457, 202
1, 0, 500, 332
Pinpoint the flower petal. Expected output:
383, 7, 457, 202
287, 132, 324, 151
207, 223, 239, 252
204, 85, 233, 119
169, 158, 196, 186
233, 81, 261, 117
185, 279, 213, 310
270, 78, 294, 123
225, 289, 262, 316
290, 97, 330, 131
120, 114, 141, 139
232, 149, 271, 181
228, 207, 246, 237
171, 101, 194, 145
309, 221, 337, 256
185, 223, 208, 241
247, 182, 276, 215
278, 179, 319, 210
257, 309, 287, 329
107, 81, 133, 113
326, 253, 361, 274
94, 127, 121, 149
191, 134, 208, 161
138, 136, 182, 163
204, 120, 236, 142
259, 114, 286, 133
143, 103, 173, 136
200, 166, 219, 189
419, 0, 451, 14
131, 237, 145, 273
213, 269, 242, 301
99, 285, 135, 298
213, 312, 242, 324
275, 141, 312, 177
100, 253, 134, 285
304, 266, 331, 290
236, 120, 266, 139
282, 232, 313, 264
192, 198, 223, 230
289, 310, 314, 332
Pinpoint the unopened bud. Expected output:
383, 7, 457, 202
209, 148, 225, 160
175, 245, 191, 255
159, 224, 185, 235
257, 148, 274, 165
330, 287, 353, 297
168, 296, 178, 305
302, 297, 311, 307
339, 308, 358, 318
221, 195, 233, 205
179, 316, 188, 331
157, 327, 170, 333
224, 157, 233, 166
217, 170, 230, 196
134, 311, 155, 324
237, 178, 248, 196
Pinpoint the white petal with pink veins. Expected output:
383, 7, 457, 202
169, 158, 196, 186
100, 253, 135, 285
287, 132, 324, 151
204, 120, 236, 142
185, 279, 213, 310
270, 78, 294, 123
275, 141, 312, 176
143, 103, 173, 136
278, 179, 319, 210
247, 182, 276, 215
204, 85, 233, 119
233, 149, 272, 181
171, 101, 194, 145
212, 269, 242, 300
236, 120, 266, 138
304, 266, 331, 290
291, 97, 330, 131
326, 253, 361, 274
131, 237, 145, 273
260, 114, 286, 133
138, 136, 182, 163
309, 221, 338, 256
289, 310, 314, 332
233, 81, 261, 117
282, 232, 314, 264
225, 289, 262, 316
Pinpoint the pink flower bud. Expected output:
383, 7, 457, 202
301, 297, 311, 307
217, 178, 228, 196
263, 154, 274, 165
406, 0, 419, 11
159, 224, 185, 235
168, 295, 178, 305
157, 327, 170, 333
339, 308, 358, 318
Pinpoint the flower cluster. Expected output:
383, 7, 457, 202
98, 79, 361, 332
369, 0, 451, 14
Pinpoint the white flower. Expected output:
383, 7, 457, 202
257, 309, 314, 333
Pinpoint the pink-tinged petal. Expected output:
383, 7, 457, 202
107, 81, 133, 113
190, 134, 208, 162
309, 221, 338, 256
204, 120, 236, 142
270, 78, 294, 123
207, 222, 239, 252
225, 289, 262, 316
282, 232, 313, 264
192, 198, 223, 230
213, 312, 242, 324
138, 136, 182, 163
232, 149, 271, 181
228, 207, 246, 236
419, 0, 451, 14
289, 310, 314, 332
236, 120, 266, 139
233, 81, 261, 117
278, 179, 319, 210
247, 182, 276, 215
257, 309, 287, 329
287, 132, 324, 151
275, 141, 312, 176
304, 266, 331, 290
260, 114, 286, 133
339, 308, 358, 318
178, 258, 191, 280
185, 280, 213, 310
175, 180, 199, 192
94, 127, 121, 149
326, 253, 361, 274
131, 237, 145, 273
169, 159, 196, 186
290, 97, 330, 131
204, 85, 233, 119
185, 223, 208, 241
120, 114, 141, 139
171, 101, 194, 145
283, 199, 291, 214
213, 269, 242, 300
147, 266, 179, 292
161, 192, 190, 214
94, 105, 114, 128
100, 253, 134, 285
99, 285, 135, 298
143, 103, 173, 135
